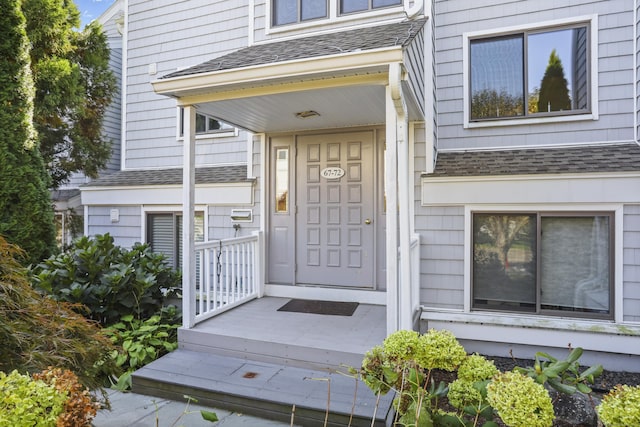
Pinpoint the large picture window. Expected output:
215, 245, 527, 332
472, 212, 613, 319
468, 22, 590, 122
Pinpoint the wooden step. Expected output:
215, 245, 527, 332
131, 349, 395, 427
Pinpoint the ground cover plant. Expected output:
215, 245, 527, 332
358, 329, 608, 427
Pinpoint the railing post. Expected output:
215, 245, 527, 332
254, 231, 264, 297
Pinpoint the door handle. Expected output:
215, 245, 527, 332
364, 218, 372, 225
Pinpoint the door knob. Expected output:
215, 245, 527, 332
364, 218, 372, 225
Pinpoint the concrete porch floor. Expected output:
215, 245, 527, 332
131, 296, 394, 426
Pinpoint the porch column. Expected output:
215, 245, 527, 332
182, 105, 196, 328
387, 63, 414, 333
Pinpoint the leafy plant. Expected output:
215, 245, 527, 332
0, 370, 67, 427
33, 367, 99, 427
0, 235, 117, 390
596, 384, 640, 426
31, 233, 181, 327
104, 314, 179, 390
513, 347, 603, 395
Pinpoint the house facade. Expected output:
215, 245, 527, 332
82, 0, 640, 371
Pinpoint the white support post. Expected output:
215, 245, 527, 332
385, 85, 399, 334
182, 105, 196, 328
389, 63, 414, 332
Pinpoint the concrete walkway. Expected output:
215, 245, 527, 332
93, 388, 292, 426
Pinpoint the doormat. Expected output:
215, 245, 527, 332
277, 299, 359, 316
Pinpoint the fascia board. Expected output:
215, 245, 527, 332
421, 173, 640, 205
81, 182, 253, 206
151, 47, 404, 97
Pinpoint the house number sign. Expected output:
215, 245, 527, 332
321, 167, 345, 179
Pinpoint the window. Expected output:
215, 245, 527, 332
147, 212, 204, 270
273, 0, 327, 26
275, 148, 289, 213
472, 212, 613, 319
179, 108, 234, 137
272, 0, 401, 26
468, 22, 590, 122
340, 0, 401, 15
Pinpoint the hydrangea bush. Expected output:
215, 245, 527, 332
359, 329, 598, 427
597, 384, 640, 426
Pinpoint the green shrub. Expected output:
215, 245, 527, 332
597, 384, 640, 427
0, 370, 67, 427
104, 314, 179, 390
31, 233, 181, 326
0, 235, 117, 389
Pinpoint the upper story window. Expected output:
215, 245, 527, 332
178, 108, 235, 138
272, 0, 401, 27
464, 17, 595, 126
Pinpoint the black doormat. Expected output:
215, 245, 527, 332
277, 299, 359, 316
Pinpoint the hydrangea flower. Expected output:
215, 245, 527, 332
382, 329, 420, 363
414, 329, 467, 371
597, 384, 640, 427
447, 378, 483, 409
457, 354, 498, 382
486, 371, 554, 427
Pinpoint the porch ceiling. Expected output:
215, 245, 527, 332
151, 18, 427, 133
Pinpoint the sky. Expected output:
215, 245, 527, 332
75, 0, 116, 28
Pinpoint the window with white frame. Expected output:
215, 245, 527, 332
467, 20, 591, 123
272, 0, 401, 26
472, 212, 613, 319
179, 108, 234, 137
147, 212, 204, 270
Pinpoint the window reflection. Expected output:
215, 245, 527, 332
470, 24, 589, 121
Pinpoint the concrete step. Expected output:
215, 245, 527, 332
178, 327, 366, 372
131, 349, 395, 427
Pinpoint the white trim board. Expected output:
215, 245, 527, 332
81, 182, 254, 206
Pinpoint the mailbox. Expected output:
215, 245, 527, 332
230, 209, 252, 222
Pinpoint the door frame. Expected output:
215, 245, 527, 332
266, 127, 386, 290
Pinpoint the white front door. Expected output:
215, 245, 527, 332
295, 131, 376, 287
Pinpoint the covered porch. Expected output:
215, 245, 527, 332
139, 17, 431, 425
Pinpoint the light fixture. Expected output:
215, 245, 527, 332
294, 110, 320, 119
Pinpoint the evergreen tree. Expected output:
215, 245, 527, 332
537, 49, 571, 113
0, 0, 56, 264
22, 0, 117, 188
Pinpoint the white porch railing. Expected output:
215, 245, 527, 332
192, 232, 262, 325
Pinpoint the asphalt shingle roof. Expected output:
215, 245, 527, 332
426, 143, 640, 177
162, 18, 427, 79
51, 189, 80, 202
83, 165, 250, 187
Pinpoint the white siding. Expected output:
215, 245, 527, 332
125, 0, 250, 169
434, 0, 635, 150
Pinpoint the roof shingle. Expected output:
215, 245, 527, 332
426, 143, 640, 177
82, 165, 250, 187
162, 18, 427, 79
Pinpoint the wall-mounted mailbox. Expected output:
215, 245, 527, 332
230, 209, 252, 222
